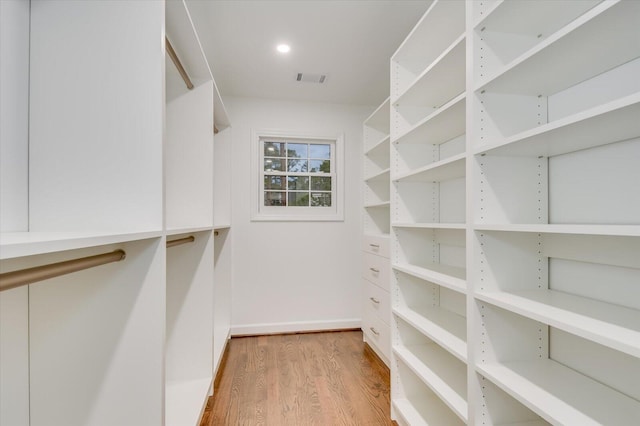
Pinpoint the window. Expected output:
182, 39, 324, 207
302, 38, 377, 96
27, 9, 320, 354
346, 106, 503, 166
252, 130, 344, 221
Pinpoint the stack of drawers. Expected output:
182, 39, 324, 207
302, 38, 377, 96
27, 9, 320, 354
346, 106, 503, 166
361, 235, 390, 366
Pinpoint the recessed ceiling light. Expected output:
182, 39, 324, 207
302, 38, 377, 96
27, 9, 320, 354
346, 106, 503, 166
277, 44, 291, 53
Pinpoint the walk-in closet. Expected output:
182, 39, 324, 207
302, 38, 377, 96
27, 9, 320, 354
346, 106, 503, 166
1, 1, 638, 425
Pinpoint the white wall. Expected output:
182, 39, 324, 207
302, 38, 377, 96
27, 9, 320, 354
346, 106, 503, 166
28, 0, 164, 233
0, 0, 29, 232
227, 96, 372, 335
0, 2, 30, 425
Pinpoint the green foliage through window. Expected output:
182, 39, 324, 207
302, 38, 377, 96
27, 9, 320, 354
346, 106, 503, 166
263, 140, 333, 207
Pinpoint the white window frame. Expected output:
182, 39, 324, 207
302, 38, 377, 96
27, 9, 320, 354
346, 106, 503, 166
251, 129, 344, 221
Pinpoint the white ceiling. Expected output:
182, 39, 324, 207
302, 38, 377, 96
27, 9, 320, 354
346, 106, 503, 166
186, 0, 429, 107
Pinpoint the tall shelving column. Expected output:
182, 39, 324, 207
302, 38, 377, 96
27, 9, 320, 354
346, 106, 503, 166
389, 1, 468, 424
467, 0, 640, 424
1, 1, 166, 425
213, 88, 233, 377
0, 1, 233, 425
164, 1, 232, 424
362, 98, 392, 365
164, 1, 215, 423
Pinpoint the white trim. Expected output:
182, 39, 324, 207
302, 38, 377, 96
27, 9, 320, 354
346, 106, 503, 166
230, 319, 361, 336
251, 129, 345, 221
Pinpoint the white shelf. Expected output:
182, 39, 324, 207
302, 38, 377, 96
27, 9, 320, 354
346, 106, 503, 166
165, 226, 214, 237
394, 93, 465, 146
476, 289, 640, 358
501, 422, 550, 426
364, 96, 392, 245
392, 396, 464, 426
363, 232, 390, 240
364, 97, 390, 134
213, 224, 231, 231
394, 153, 465, 183
365, 134, 390, 157
365, 168, 390, 182
393, 262, 466, 294
476, 1, 640, 95
474, 0, 600, 37
474, 223, 640, 237
394, 34, 465, 109
364, 201, 391, 209
475, 92, 640, 157
393, 306, 467, 362
477, 359, 640, 426
0, 230, 162, 260
394, 223, 465, 230
392, 0, 465, 77
165, 377, 212, 426
394, 344, 467, 422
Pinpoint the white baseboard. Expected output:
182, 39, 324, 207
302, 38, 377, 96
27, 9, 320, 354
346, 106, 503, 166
230, 318, 361, 336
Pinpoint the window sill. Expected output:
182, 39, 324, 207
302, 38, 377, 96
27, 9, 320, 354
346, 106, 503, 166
251, 213, 344, 222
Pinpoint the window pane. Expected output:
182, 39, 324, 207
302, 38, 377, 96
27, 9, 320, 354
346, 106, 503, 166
286, 143, 308, 158
309, 159, 330, 173
264, 141, 285, 157
264, 191, 286, 206
287, 159, 308, 172
310, 176, 331, 191
264, 175, 285, 190
310, 192, 331, 207
287, 176, 309, 190
309, 144, 330, 159
288, 192, 309, 206
264, 158, 285, 172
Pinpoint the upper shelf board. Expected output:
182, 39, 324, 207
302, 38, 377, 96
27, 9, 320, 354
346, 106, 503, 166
0, 231, 162, 260
364, 98, 391, 134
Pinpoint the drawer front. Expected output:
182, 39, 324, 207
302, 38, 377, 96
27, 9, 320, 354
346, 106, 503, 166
362, 235, 390, 258
362, 311, 391, 363
362, 252, 390, 292
363, 279, 390, 326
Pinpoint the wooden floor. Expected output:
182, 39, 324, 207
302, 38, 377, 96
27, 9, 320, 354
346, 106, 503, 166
200, 330, 394, 425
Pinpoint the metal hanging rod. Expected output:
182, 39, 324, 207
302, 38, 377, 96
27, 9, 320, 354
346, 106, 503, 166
165, 37, 220, 136
166, 37, 194, 90
166, 236, 195, 248
0, 250, 126, 292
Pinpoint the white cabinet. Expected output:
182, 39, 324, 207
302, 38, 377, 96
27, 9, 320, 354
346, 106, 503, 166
390, 1, 640, 425
362, 100, 392, 365
0, 1, 232, 425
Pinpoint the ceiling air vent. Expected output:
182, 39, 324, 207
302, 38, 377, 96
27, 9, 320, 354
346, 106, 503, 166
296, 73, 327, 84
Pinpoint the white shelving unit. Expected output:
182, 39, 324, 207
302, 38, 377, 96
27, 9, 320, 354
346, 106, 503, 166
0, 1, 232, 425
390, 1, 468, 423
469, 1, 640, 423
212, 77, 233, 380
390, 1, 640, 425
362, 98, 392, 365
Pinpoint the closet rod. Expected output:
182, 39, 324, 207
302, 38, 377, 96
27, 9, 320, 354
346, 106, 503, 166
166, 236, 195, 248
166, 37, 194, 90
0, 250, 126, 292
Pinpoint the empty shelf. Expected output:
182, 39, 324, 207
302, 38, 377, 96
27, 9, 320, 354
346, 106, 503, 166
476, 289, 640, 358
393, 306, 467, 362
393, 262, 466, 294
394, 344, 467, 422
478, 359, 640, 425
